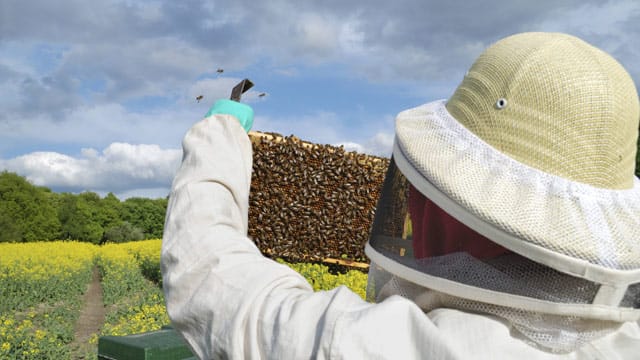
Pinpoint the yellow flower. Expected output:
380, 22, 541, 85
1, 342, 10, 352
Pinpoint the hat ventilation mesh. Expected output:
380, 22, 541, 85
446, 32, 639, 190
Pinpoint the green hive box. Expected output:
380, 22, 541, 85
98, 328, 195, 360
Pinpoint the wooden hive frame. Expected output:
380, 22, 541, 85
247, 131, 390, 269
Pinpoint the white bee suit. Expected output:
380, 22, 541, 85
161, 115, 640, 359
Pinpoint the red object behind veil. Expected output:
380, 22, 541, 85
408, 184, 510, 259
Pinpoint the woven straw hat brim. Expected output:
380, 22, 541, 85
395, 100, 640, 285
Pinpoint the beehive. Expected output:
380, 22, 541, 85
248, 131, 391, 266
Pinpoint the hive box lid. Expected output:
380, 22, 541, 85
98, 328, 194, 360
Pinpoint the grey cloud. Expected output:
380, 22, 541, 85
204, 0, 637, 85
1, 0, 250, 112
4, 0, 637, 109
17, 75, 81, 117
332, 1, 592, 80
0, 65, 80, 123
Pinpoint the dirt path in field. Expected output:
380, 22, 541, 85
71, 266, 106, 358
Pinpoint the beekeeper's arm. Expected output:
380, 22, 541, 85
161, 101, 460, 359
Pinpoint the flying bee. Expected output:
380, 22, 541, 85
196, 95, 204, 103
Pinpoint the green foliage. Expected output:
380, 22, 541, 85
0, 171, 61, 242
103, 222, 145, 244
138, 255, 162, 286
97, 193, 124, 230
0, 173, 168, 243
121, 197, 168, 239
58, 193, 104, 244
0, 207, 22, 243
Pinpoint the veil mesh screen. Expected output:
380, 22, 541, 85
366, 157, 639, 352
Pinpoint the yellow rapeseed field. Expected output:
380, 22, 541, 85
0, 239, 367, 359
0, 241, 97, 359
0, 240, 168, 359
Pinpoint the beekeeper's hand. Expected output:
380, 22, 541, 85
205, 99, 254, 132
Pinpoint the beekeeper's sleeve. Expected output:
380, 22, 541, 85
160, 114, 462, 359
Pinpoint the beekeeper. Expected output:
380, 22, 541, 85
161, 32, 640, 359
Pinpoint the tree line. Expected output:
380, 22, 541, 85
0, 171, 168, 244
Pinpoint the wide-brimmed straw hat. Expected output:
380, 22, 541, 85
390, 32, 640, 320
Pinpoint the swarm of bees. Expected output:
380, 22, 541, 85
247, 132, 392, 264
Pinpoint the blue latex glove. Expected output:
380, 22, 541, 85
205, 99, 254, 132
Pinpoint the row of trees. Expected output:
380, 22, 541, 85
0, 171, 167, 244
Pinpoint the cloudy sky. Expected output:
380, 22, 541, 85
1, 0, 639, 199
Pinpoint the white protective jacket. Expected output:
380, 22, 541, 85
161, 114, 640, 359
